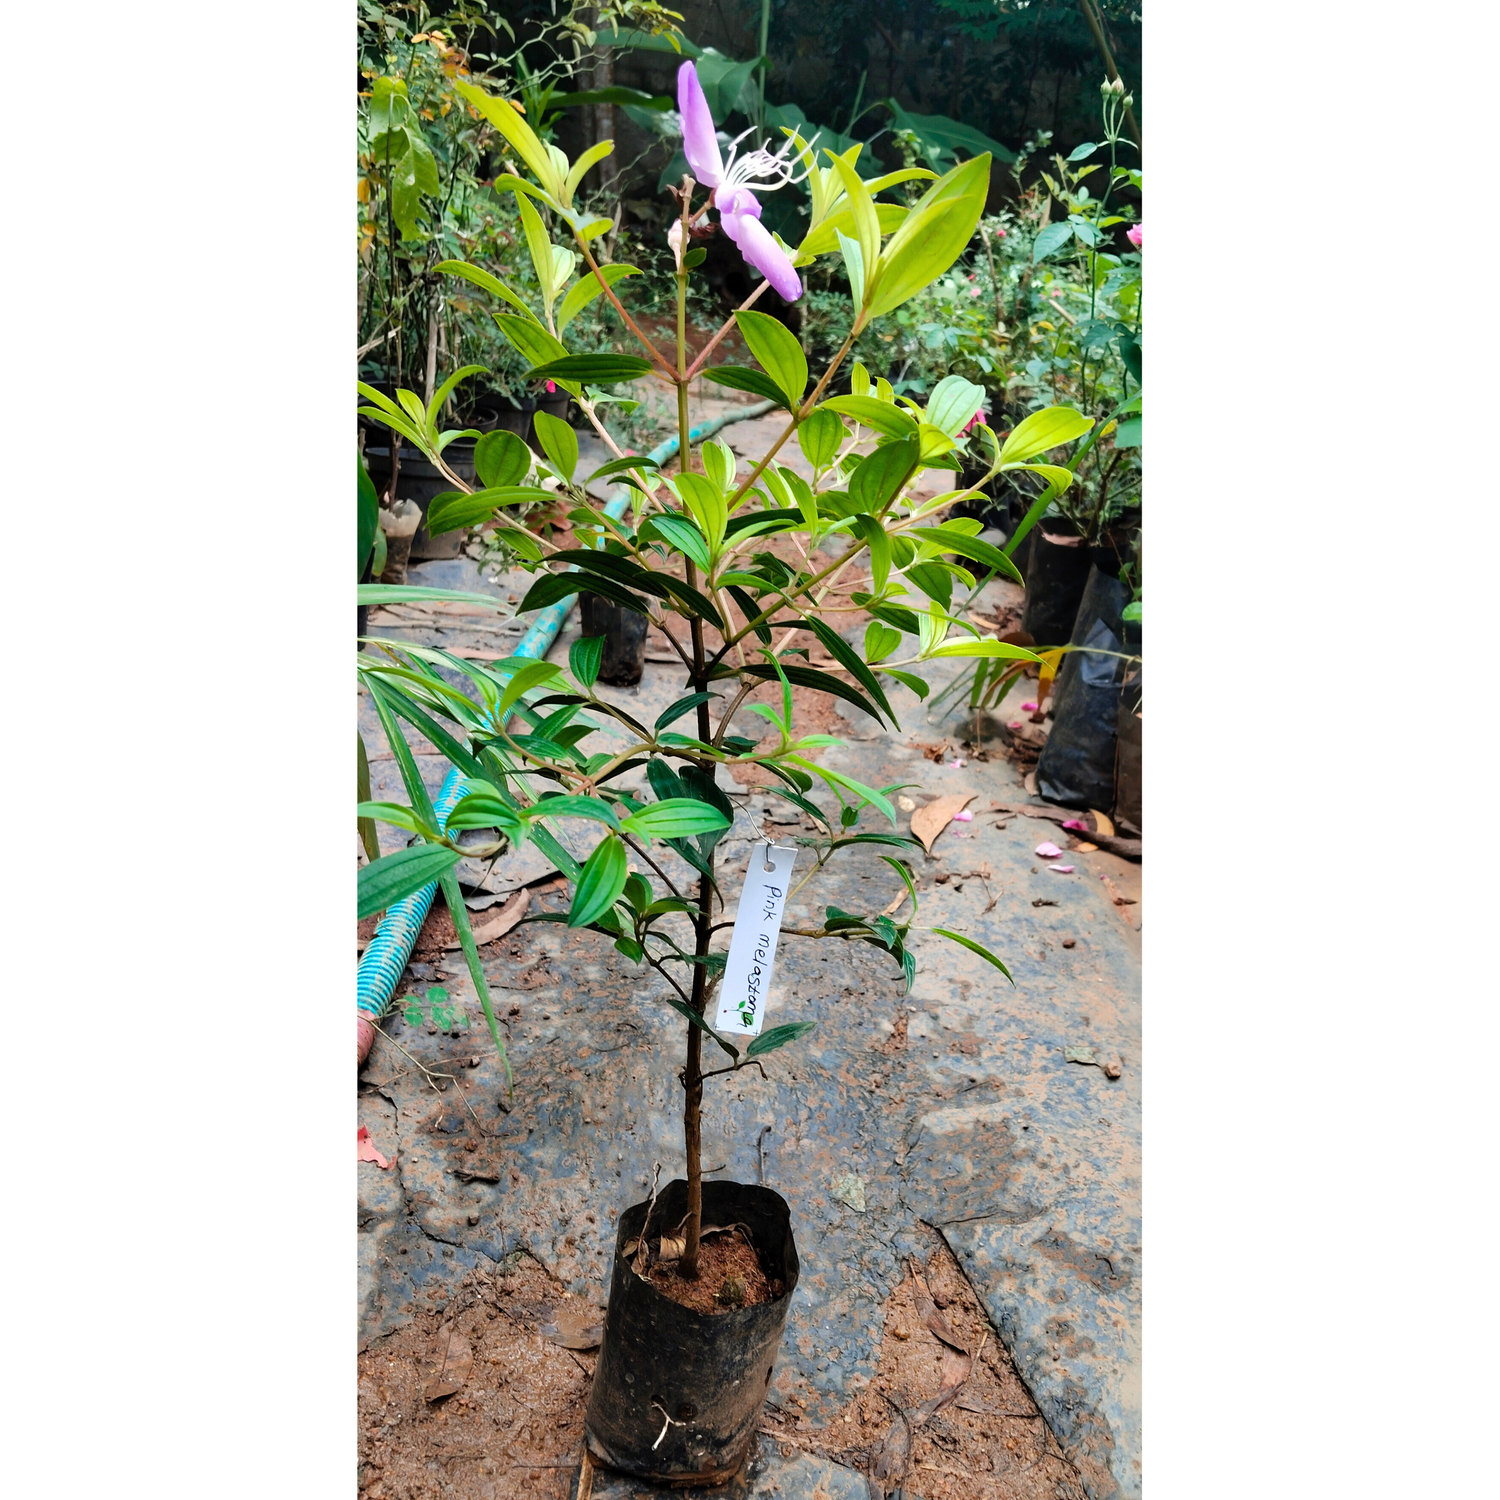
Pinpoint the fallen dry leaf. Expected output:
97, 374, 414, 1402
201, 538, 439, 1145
906, 1261, 975, 1426
911, 793, 976, 854
540, 1302, 604, 1350
445, 886, 530, 949
1091, 808, 1116, 837
423, 1325, 473, 1401
357, 1125, 392, 1169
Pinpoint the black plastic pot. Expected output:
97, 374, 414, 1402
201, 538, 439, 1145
1021, 522, 1093, 648
585, 1179, 800, 1485
1115, 664, 1142, 834
1035, 566, 1131, 810
361, 444, 473, 562
580, 592, 648, 685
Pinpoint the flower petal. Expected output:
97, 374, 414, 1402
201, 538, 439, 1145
1048, 864, 1076, 874
720, 203, 802, 301
677, 61, 723, 188
1035, 841, 1062, 858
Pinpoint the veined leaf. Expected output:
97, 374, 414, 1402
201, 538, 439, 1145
735, 309, 809, 411
746, 1020, 817, 1058
927, 639, 1042, 662
998, 405, 1094, 464
924, 374, 987, 438
474, 429, 531, 489
569, 634, 603, 687
528, 793, 620, 829
931, 927, 1014, 984
533, 410, 578, 482
568, 835, 628, 927
434, 259, 540, 324
528, 353, 656, 384
620, 798, 732, 840
797, 408, 843, 469
557, 262, 639, 333
867, 154, 991, 320
453, 79, 564, 198
358, 844, 460, 920
820, 395, 917, 438
700, 366, 791, 408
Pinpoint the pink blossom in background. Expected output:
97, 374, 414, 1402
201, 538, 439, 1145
952, 809, 973, 822
1021, 701, 1038, 712
1126, 223, 1142, 248
545, 380, 557, 393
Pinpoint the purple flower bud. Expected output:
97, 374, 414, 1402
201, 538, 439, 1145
677, 61, 723, 188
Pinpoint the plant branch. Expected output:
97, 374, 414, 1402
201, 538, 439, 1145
684, 279, 771, 380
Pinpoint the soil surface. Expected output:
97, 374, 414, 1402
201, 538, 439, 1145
646, 1230, 782, 1313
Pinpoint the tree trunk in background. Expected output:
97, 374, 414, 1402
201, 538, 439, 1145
592, 43, 619, 200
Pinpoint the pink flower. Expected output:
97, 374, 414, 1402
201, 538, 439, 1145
676, 61, 804, 302
962, 405, 987, 435
1126, 223, 1142, 248
544, 380, 557, 393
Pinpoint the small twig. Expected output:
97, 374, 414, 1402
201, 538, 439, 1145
369, 1021, 490, 1137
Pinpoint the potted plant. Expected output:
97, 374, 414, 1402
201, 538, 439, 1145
356, 66, 1087, 1484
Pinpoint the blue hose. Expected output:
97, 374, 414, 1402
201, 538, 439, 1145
356, 400, 775, 1027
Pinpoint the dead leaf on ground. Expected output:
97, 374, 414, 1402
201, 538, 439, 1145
540, 1302, 604, 1350
907, 1259, 976, 1425
1091, 808, 1115, 837
1064, 1045, 1098, 1066
870, 1406, 912, 1492
423, 1325, 473, 1401
910, 793, 976, 854
445, 887, 530, 948
357, 1125, 392, 1169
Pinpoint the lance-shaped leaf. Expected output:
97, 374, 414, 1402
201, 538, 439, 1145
701, 365, 791, 408
557, 262, 639, 333
998, 405, 1094, 464
931, 928, 1014, 983
659, 992, 740, 1061
867, 154, 991, 320
820, 395, 918, 438
735, 309, 809, 411
568, 834, 628, 927
358, 844, 461, 920
453, 80, 565, 199
527, 354, 656, 384
434, 258, 541, 323
909, 525, 1025, 585
619, 799, 732, 841
746, 1021, 818, 1059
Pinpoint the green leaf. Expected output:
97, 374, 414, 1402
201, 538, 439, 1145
734, 661, 885, 724
568, 834, 628, 927
1114, 416, 1141, 448
529, 793, 620, 829
826, 153, 881, 295
700, 365, 791, 408
735, 309, 809, 411
998, 406, 1094, 464
910, 526, 1024, 585
452, 78, 564, 199
556, 263, 639, 332
928, 638, 1042, 661
514, 192, 559, 317
1032, 221, 1075, 263
497, 660, 563, 720
850, 514, 891, 593
640, 513, 712, 573
820, 395, 917, 438
659, 993, 739, 1060
532, 410, 578, 482
931, 927, 1014, 983
358, 844, 460, 920
746, 1020, 818, 1059
700, 438, 736, 494
803, 616, 897, 725
924, 375, 987, 439
850, 436, 921, 513
656, 691, 718, 731
797, 202, 908, 260
791, 758, 896, 826
676, 471, 729, 552
493, 315, 579, 398
587, 453, 663, 484
527, 354, 655, 384
619, 799, 732, 840
425, 486, 552, 536
433, 259, 540, 324
475, 430, 531, 489
865, 621, 900, 663
797, 408, 843, 469
867, 154, 990, 319
882, 668, 930, 699
837, 229, 865, 309
569, 634, 603, 687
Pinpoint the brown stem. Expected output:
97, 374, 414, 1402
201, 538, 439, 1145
725, 330, 859, 510
1077, 0, 1142, 151
684, 279, 771, 381
575, 235, 675, 377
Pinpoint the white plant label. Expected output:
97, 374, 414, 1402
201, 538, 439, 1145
714, 844, 798, 1037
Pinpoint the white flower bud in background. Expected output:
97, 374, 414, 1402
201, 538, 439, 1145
667, 218, 685, 271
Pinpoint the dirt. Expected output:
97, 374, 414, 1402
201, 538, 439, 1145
645, 1230, 783, 1313
761, 1229, 1088, 1500
358, 1254, 597, 1500
359, 1234, 1085, 1500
